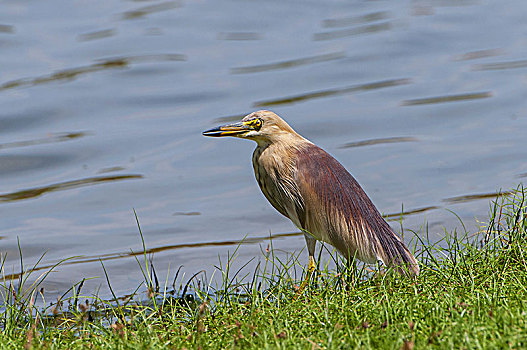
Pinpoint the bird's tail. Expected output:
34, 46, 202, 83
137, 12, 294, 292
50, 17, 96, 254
375, 225, 419, 277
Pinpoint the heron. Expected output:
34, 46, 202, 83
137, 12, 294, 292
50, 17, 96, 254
203, 110, 419, 278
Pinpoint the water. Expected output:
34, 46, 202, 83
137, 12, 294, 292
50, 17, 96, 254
1, 0, 526, 300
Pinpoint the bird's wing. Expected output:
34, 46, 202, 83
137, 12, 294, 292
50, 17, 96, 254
295, 145, 419, 275
294, 144, 419, 274
294, 144, 378, 255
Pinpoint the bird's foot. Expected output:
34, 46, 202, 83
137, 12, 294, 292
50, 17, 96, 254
293, 256, 316, 300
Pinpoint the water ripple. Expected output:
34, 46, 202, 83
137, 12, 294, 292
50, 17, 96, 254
1, 231, 303, 281
97, 166, 126, 174
313, 22, 391, 41
231, 52, 345, 74
453, 48, 502, 61
0, 175, 143, 203
0, 24, 15, 34
121, 1, 181, 20
384, 206, 440, 220
443, 191, 511, 204
77, 29, 117, 42
322, 11, 390, 28
253, 78, 411, 107
0, 132, 87, 151
472, 59, 527, 71
339, 136, 418, 149
402, 91, 492, 106
0, 54, 185, 92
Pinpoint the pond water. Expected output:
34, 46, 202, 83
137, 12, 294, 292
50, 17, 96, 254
1, 0, 526, 300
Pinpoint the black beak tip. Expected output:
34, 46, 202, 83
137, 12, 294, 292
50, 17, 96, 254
202, 127, 222, 137
203, 122, 247, 137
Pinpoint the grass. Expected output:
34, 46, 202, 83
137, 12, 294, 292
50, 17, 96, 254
1, 185, 527, 349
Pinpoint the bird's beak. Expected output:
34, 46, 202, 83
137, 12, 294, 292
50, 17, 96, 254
202, 122, 250, 137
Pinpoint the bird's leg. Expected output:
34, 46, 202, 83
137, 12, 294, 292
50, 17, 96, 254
305, 234, 317, 275
294, 234, 317, 298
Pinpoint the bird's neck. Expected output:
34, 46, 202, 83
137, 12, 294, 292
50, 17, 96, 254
253, 134, 313, 173
255, 131, 310, 149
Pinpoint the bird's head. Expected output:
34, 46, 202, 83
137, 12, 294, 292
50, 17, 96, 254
203, 110, 299, 146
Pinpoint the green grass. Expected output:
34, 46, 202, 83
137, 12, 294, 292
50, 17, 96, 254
1, 185, 527, 349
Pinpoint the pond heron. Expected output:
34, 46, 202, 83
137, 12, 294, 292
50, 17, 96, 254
203, 110, 419, 277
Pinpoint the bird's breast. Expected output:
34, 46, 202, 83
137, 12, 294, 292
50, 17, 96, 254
252, 145, 303, 228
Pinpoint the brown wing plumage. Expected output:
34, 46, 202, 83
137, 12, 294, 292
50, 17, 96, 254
294, 144, 419, 276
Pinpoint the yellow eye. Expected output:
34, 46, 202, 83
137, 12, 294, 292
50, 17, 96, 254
246, 118, 262, 130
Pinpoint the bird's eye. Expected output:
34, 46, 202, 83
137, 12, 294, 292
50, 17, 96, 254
247, 118, 262, 130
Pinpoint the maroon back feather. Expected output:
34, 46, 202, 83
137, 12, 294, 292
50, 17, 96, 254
295, 144, 419, 276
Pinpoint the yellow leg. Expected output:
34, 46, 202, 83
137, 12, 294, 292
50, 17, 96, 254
294, 256, 316, 299
308, 255, 316, 272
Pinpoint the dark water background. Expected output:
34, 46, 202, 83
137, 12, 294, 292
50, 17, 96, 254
1, 0, 526, 300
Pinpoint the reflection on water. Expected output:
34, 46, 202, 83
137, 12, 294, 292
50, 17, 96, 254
453, 48, 502, 61
94, 54, 186, 64
339, 137, 418, 149
384, 206, 440, 221
1, 231, 303, 281
120, 1, 181, 20
254, 78, 411, 107
0, 24, 15, 33
313, 22, 391, 41
1, 60, 125, 91
0, 175, 143, 202
322, 11, 390, 28
402, 92, 492, 106
231, 52, 345, 74
97, 166, 126, 174
0, 132, 87, 150
77, 29, 117, 42
1, 55, 185, 91
472, 59, 527, 71
443, 191, 512, 204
